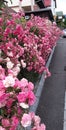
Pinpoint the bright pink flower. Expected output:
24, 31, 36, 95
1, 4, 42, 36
17, 92, 28, 102
27, 91, 36, 105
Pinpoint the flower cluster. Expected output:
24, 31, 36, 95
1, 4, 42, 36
0, 13, 62, 77
0, 65, 46, 130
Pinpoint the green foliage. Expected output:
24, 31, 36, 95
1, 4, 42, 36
18, 68, 39, 85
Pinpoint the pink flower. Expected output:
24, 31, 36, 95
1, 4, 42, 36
17, 92, 28, 102
0, 126, 6, 130
2, 118, 10, 128
28, 82, 34, 90
6, 98, 13, 108
33, 115, 41, 126
40, 124, 46, 130
11, 116, 19, 127
12, 66, 20, 76
0, 91, 8, 108
3, 75, 15, 88
27, 91, 36, 105
21, 78, 28, 87
21, 113, 32, 127
32, 124, 46, 130
0, 81, 5, 91
0, 66, 5, 80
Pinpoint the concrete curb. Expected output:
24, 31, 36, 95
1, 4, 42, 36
30, 46, 56, 113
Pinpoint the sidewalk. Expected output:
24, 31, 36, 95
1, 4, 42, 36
36, 38, 66, 130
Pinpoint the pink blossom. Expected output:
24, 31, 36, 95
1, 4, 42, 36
27, 91, 36, 105
28, 82, 34, 90
3, 75, 15, 88
12, 66, 20, 76
17, 92, 28, 102
6, 98, 13, 108
0, 81, 5, 91
0, 66, 5, 80
32, 124, 46, 130
11, 116, 19, 127
2, 118, 10, 128
21, 78, 28, 87
0, 91, 8, 108
33, 115, 41, 126
21, 113, 32, 127
0, 126, 6, 130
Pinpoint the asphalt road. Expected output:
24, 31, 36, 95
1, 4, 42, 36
36, 38, 66, 130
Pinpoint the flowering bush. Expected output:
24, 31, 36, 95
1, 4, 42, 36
0, 65, 46, 130
0, 13, 62, 78
0, 11, 62, 130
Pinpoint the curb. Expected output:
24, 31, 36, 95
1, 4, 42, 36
30, 46, 56, 113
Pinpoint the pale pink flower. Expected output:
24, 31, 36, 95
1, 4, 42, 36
3, 75, 15, 88
12, 66, 20, 76
21, 113, 32, 127
40, 124, 46, 130
20, 78, 28, 88
7, 51, 13, 57
28, 82, 34, 90
34, 115, 41, 126
0, 126, 6, 130
32, 124, 46, 130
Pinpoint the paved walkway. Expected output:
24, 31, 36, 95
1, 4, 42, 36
36, 38, 66, 130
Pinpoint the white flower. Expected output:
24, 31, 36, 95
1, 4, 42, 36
12, 66, 20, 76
3, 75, 15, 88
21, 60, 26, 68
20, 102, 29, 109
7, 61, 14, 69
